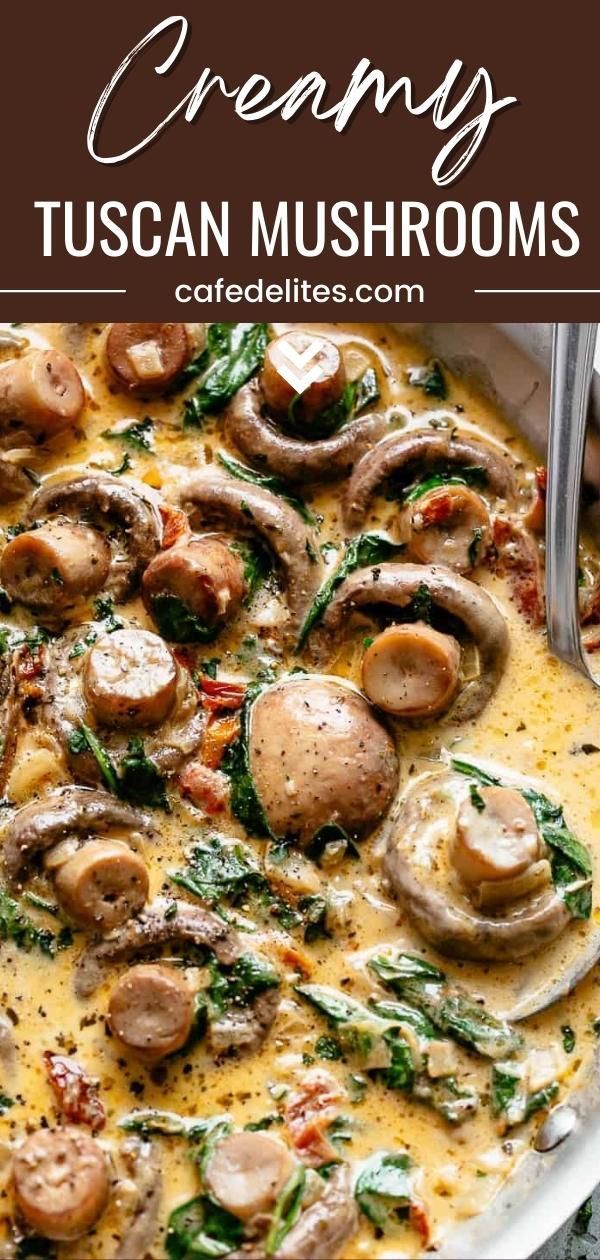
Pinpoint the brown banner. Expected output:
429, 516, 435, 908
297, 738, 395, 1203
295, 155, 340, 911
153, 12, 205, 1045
0, 0, 598, 320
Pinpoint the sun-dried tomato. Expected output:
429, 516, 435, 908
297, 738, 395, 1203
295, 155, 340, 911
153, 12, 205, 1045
43, 1051, 105, 1132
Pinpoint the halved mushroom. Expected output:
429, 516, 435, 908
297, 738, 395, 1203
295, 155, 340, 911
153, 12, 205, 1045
142, 534, 247, 640
405, 483, 491, 573
40, 625, 203, 782
23, 475, 162, 602
108, 963, 195, 1062
362, 623, 461, 718
383, 769, 571, 961
106, 323, 205, 396
311, 563, 509, 724
205, 1131, 295, 1221
2, 785, 155, 885
248, 677, 398, 845
0, 349, 85, 440
76, 898, 280, 1055
178, 471, 322, 641
1, 521, 111, 616
344, 428, 517, 530
226, 380, 392, 486
13, 1127, 109, 1241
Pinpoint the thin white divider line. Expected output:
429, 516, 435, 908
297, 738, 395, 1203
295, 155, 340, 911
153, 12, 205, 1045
475, 288, 600, 294
0, 288, 127, 294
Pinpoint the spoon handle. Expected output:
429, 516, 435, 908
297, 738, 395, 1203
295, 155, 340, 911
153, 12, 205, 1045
546, 323, 598, 676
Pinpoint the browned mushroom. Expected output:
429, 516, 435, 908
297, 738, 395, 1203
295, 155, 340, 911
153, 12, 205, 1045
13, 1127, 109, 1241
3, 785, 155, 886
384, 769, 571, 961
344, 428, 517, 529
248, 677, 398, 844
204, 1131, 295, 1221
362, 623, 461, 718
178, 471, 322, 641
106, 323, 205, 396
311, 563, 509, 723
0, 349, 85, 439
1, 521, 111, 615
40, 626, 203, 782
142, 534, 247, 640
108, 963, 195, 1062
23, 476, 162, 602
261, 331, 346, 423
405, 483, 491, 573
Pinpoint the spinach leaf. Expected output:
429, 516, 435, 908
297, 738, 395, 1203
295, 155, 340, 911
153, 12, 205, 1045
297, 533, 404, 649
221, 684, 273, 838
170, 836, 308, 934
407, 360, 447, 399
315, 1035, 343, 1060
298, 893, 330, 942
102, 416, 154, 451
109, 452, 132, 477
265, 1164, 306, 1256
354, 1151, 414, 1232
305, 822, 360, 866
93, 594, 123, 634
287, 368, 380, 439
296, 984, 414, 1077
184, 324, 268, 427
120, 737, 171, 811
401, 467, 487, 505
119, 1109, 230, 1140
0, 888, 56, 956
69, 726, 169, 810
490, 1064, 559, 1127
369, 953, 522, 1059
150, 594, 217, 645
413, 1076, 479, 1124
208, 953, 280, 1015
562, 1024, 576, 1054
0, 1091, 13, 1114
229, 540, 271, 603
217, 450, 316, 525
451, 758, 593, 919
166, 1194, 243, 1259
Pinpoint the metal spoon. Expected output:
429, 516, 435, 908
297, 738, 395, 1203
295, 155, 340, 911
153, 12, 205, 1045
546, 322, 598, 677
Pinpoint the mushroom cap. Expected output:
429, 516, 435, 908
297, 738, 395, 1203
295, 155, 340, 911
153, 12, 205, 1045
248, 677, 399, 844
383, 769, 571, 961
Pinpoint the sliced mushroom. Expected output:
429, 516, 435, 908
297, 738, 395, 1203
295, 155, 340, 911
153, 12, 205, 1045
3, 785, 155, 885
53, 839, 149, 930
40, 626, 203, 782
179, 470, 322, 640
311, 563, 509, 723
0, 349, 85, 439
108, 963, 195, 1062
406, 483, 491, 573
114, 1137, 162, 1260
13, 1127, 109, 1241
344, 428, 517, 529
383, 770, 571, 961
142, 534, 247, 639
275, 1165, 358, 1260
74, 898, 244, 998
205, 1131, 295, 1221
106, 323, 203, 396
83, 629, 178, 728
226, 379, 391, 486
248, 677, 398, 844
261, 331, 346, 424
23, 476, 162, 602
362, 623, 461, 718
1, 521, 111, 615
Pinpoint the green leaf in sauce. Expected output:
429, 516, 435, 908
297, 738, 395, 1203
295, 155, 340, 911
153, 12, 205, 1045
166, 1194, 244, 1259
0, 888, 57, 956
287, 367, 380, 439
183, 323, 268, 427
149, 594, 219, 645
401, 466, 487, 505
264, 1163, 307, 1256
354, 1151, 415, 1232
407, 359, 447, 399
369, 953, 522, 1059
221, 684, 273, 839
217, 451, 316, 525
102, 416, 154, 451
119, 737, 171, 812
490, 1064, 559, 1127
413, 1076, 479, 1124
229, 539, 271, 603
297, 533, 404, 649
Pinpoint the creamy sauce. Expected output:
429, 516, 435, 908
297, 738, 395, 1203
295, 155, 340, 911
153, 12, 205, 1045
0, 321, 599, 1259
